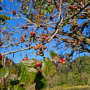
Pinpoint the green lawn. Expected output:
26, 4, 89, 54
45, 85, 90, 90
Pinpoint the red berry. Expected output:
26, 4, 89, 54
31, 28, 33, 30
0, 54, 2, 60
79, 39, 82, 42
69, 5, 73, 9
71, 40, 74, 43
35, 61, 41, 67
23, 57, 28, 61
62, 61, 65, 64
30, 31, 33, 34
30, 31, 34, 34
42, 36, 46, 39
43, 45, 46, 49
62, 58, 66, 62
12, 10, 16, 15
37, 62, 41, 66
0, 42, 3, 46
86, 7, 89, 11
34, 45, 38, 50
45, 34, 48, 37
24, 33, 26, 37
58, 60, 62, 63
2, 31, 6, 35
25, 26, 28, 29
21, 25, 24, 29
21, 36, 24, 40
74, 7, 77, 10
73, 43, 76, 46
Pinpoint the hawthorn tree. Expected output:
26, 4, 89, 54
0, 0, 90, 89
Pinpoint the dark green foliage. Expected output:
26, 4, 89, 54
0, 64, 3, 68
8, 84, 25, 90
10, 80, 19, 85
0, 14, 10, 21
34, 73, 47, 90
57, 61, 71, 75
71, 55, 90, 74
54, 55, 90, 86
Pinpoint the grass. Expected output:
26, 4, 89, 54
45, 85, 90, 90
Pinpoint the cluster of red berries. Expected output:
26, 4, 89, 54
30, 31, 37, 38
41, 34, 48, 42
58, 58, 66, 64
71, 39, 82, 47
34, 44, 47, 56
21, 25, 28, 29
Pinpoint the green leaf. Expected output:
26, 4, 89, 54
45, 4, 48, 9
41, 9, 46, 15
18, 60, 38, 84
70, 1, 74, 5
20, 60, 37, 68
50, 50, 57, 59
41, 9, 44, 14
0, 67, 9, 78
64, 19, 69, 23
0, 14, 7, 21
6, 16, 10, 20
41, 58, 56, 78
8, 84, 14, 90
60, 24, 63, 28
48, 5, 53, 13
13, 85, 25, 90
10, 17, 13, 20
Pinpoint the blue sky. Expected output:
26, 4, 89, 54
0, 0, 90, 63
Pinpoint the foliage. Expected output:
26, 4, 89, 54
0, 66, 9, 78
18, 60, 38, 84
41, 58, 56, 78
